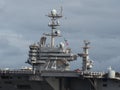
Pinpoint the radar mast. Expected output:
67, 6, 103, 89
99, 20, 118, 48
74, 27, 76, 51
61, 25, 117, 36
46, 9, 62, 47
78, 40, 93, 71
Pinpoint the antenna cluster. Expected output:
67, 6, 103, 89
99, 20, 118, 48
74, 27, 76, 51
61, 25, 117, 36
46, 8, 63, 47
78, 40, 93, 71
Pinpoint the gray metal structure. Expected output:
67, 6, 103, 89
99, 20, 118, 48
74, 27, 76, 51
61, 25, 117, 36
0, 9, 120, 90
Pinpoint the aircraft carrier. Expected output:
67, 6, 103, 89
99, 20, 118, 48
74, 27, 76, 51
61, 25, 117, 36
0, 8, 120, 90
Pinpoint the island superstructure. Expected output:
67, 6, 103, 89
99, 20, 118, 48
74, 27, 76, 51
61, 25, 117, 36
0, 8, 119, 90
27, 9, 77, 71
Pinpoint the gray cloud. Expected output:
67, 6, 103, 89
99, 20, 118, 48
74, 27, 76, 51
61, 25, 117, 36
0, 0, 120, 71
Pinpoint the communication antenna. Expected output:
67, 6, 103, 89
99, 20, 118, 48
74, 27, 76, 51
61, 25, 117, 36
60, 6, 63, 16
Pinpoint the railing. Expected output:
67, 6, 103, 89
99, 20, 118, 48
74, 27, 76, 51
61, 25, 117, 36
0, 70, 33, 74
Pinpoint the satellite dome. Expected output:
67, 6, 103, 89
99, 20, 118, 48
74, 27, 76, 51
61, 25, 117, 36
51, 9, 57, 16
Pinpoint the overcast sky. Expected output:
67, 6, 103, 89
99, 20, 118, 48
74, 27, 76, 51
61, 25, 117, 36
0, 0, 120, 71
